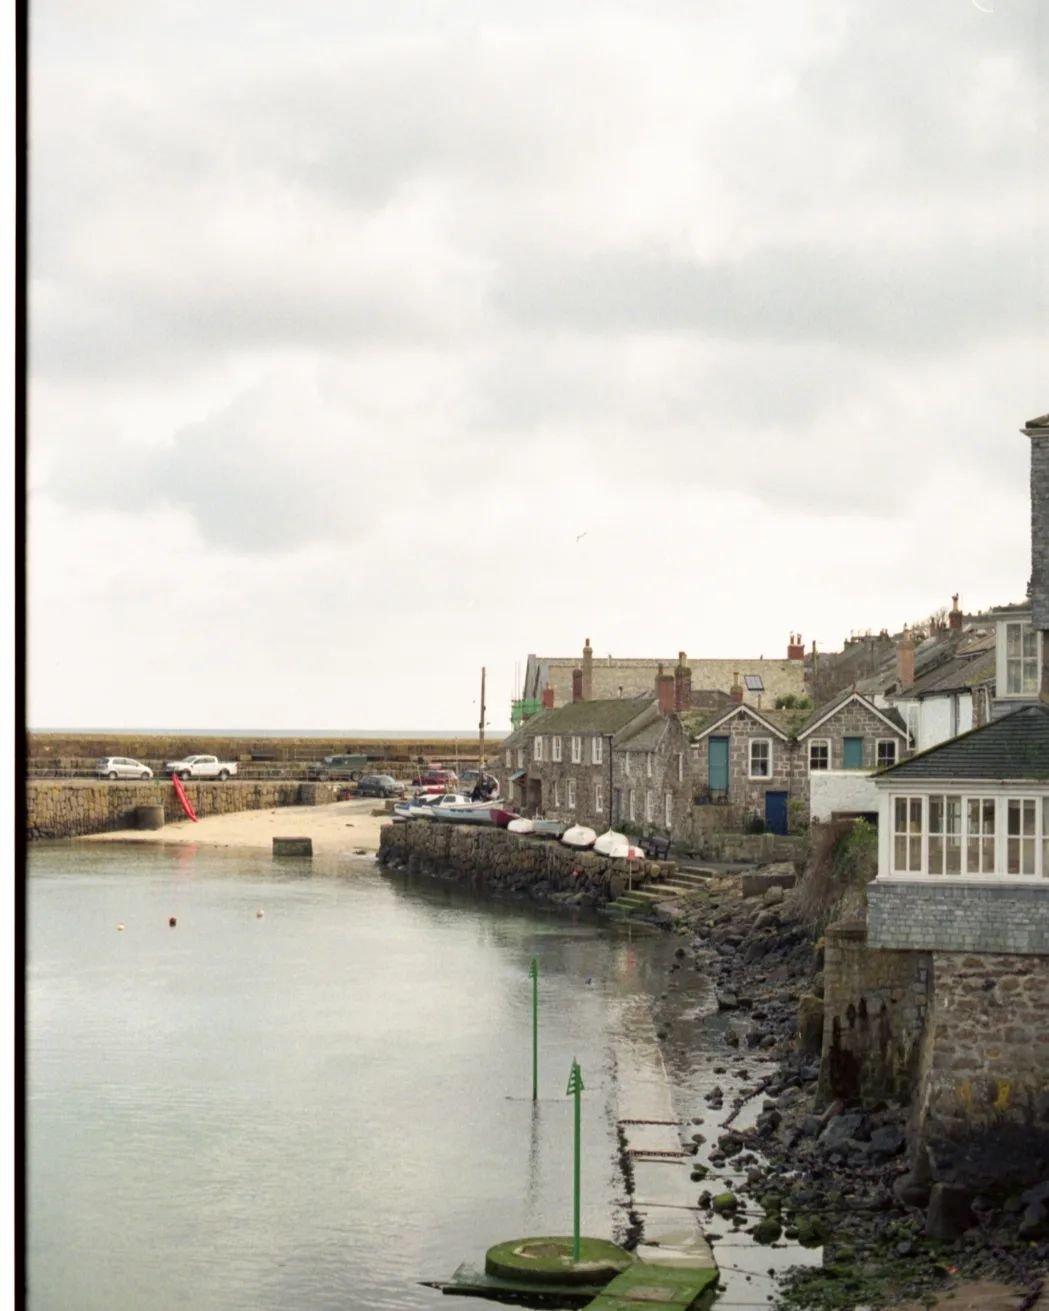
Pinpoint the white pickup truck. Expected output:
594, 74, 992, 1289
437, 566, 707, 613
164, 754, 239, 782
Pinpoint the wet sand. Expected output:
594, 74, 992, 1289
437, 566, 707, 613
83, 799, 392, 856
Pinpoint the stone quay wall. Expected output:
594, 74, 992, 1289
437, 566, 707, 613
819, 918, 931, 1106
26, 780, 340, 840
378, 821, 667, 909
915, 951, 1049, 1192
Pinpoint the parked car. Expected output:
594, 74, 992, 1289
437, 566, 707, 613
356, 774, 405, 798
412, 768, 458, 789
163, 754, 238, 781
96, 756, 153, 780
306, 754, 369, 782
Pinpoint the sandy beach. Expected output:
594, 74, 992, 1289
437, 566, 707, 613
83, 799, 393, 856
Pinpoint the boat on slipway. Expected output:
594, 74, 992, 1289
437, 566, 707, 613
593, 829, 645, 860
560, 824, 598, 850
431, 802, 519, 828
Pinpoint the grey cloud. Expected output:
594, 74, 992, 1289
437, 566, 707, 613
492, 232, 1043, 354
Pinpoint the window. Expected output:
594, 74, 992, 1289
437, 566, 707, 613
505, 750, 512, 768
567, 780, 576, 809
749, 739, 771, 779
744, 674, 764, 692
628, 788, 636, 821
664, 792, 673, 828
571, 736, 582, 764
1004, 620, 1040, 696
892, 797, 923, 873
876, 739, 897, 770
595, 782, 603, 813
533, 736, 543, 762
646, 752, 653, 778
553, 780, 560, 808
645, 790, 653, 822
928, 795, 962, 875
592, 736, 603, 765
889, 792, 1049, 878
809, 740, 829, 771
517, 748, 525, 769
677, 752, 684, 783
1008, 799, 1037, 875
552, 736, 562, 762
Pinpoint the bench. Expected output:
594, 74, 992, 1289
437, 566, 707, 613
640, 834, 672, 861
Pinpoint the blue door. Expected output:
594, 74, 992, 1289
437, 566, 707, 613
708, 737, 729, 794
843, 737, 864, 770
764, 791, 788, 835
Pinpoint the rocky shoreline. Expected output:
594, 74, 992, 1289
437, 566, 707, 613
648, 868, 1049, 1310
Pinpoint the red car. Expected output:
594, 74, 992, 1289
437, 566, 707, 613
412, 768, 459, 790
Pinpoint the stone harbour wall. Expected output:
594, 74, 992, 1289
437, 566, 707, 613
26, 780, 340, 840
819, 918, 931, 1106
915, 951, 1049, 1191
378, 821, 667, 909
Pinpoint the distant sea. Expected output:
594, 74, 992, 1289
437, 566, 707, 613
30, 727, 509, 739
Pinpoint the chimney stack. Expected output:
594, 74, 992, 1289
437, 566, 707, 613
787, 632, 805, 661
542, 685, 555, 709
897, 627, 914, 691
674, 651, 692, 712
571, 669, 584, 703
1023, 413, 1049, 631
655, 662, 676, 715
948, 593, 963, 631
581, 637, 593, 702
729, 670, 744, 704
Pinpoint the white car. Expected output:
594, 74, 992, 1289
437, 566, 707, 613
96, 756, 153, 780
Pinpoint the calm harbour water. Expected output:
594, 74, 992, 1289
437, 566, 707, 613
27, 844, 690, 1311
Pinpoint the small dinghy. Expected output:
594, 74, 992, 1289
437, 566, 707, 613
561, 824, 597, 850
531, 819, 568, 839
593, 829, 629, 856
507, 818, 534, 835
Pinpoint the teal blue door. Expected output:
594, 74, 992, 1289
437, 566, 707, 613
843, 737, 864, 769
764, 791, 788, 835
708, 737, 729, 794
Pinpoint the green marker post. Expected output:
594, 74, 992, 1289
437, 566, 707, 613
566, 1058, 584, 1262
529, 958, 539, 1101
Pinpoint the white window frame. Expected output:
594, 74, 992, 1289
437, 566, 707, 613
533, 736, 543, 762
748, 739, 772, 780
876, 738, 898, 770
571, 736, 582, 764
567, 779, 576, 810
677, 752, 684, 783
628, 788, 636, 821
517, 748, 525, 769
664, 791, 673, 828
997, 619, 1041, 698
884, 787, 1049, 881
505, 749, 512, 768
645, 789, 653, 822
592, 736, 603, 766
551, 736, 562, 763
553, 780, 560, 808
808, 739, 830, 772
646, 752, 653, 778
595, 781, 603, 813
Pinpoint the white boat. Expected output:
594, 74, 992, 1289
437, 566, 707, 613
394, 792, 469, 820
593, 829, 630, 856
531, 819, 567, 839
561, 825, 597, 850
431, 803, 520, 827
506, 818, 534, 835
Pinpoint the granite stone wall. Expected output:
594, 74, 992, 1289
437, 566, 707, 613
26, 780, 339, 840
867, 880, 1049, 955
819, 919, 930, 1105
378, 821, 666, 908
1030, 429, 1049, 632
914, 952, 1049, 1191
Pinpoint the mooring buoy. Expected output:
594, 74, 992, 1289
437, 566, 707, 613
168, 916, 177, 927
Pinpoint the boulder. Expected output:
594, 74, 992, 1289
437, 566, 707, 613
817, 1112, 866, 1152
1018, 1199, 1049, 1240
711, 1192, 738, 1215
762, 885, 785, 907
925, 1183, 974, 1241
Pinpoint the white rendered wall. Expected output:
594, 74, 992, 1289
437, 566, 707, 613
809, 770, 881, 823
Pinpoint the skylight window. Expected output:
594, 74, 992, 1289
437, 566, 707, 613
744, 674, 764, 692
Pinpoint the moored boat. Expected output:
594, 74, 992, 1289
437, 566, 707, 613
430, 801, 519, 827
561, 824, 597, 849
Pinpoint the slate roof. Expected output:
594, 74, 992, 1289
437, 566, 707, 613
797, 689, 908, 738
617, 717, 670, 752
897, 648, 997, 699
874, 704, 1049, 783
681, 702, 793, 742
499, 697, 658, 745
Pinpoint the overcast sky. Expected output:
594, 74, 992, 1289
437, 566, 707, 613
27, 0, 1047, 733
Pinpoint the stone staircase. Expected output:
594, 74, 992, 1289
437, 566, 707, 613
603, 865, 714, 918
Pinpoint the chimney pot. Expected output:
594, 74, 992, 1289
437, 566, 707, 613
582, 638, 593, 700
897, 627, 915, 690
542, 685, 555, 709
673, 656, 692, 712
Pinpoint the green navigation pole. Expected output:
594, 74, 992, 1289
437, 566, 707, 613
566, 1058, 584, 1262
529, 957, 539, 1101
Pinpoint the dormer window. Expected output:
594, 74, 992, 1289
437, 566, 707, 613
1001, 620, 1040, 696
